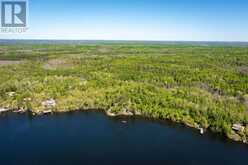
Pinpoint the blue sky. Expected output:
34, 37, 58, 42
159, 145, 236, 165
1, 0, 248, 41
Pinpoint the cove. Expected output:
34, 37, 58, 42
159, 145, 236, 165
0, 111, 248, 165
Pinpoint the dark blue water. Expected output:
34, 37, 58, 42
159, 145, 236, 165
0, 111, 248, 165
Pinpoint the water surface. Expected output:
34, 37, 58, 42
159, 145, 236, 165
0, 111, 247, 165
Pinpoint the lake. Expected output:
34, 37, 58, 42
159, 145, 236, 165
0, 111, 248, 165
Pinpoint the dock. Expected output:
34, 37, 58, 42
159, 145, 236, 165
43, 110, 52, 115
0, 108, 10, 113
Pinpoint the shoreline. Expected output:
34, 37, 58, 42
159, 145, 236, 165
1, 108, 247, 145
1, 44, 248, 145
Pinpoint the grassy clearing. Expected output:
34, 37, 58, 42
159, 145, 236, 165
0, 44, 248, 143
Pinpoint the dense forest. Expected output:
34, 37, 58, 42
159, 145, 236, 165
0, 44, 248, 143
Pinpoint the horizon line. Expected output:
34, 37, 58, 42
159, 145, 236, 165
0, 38, 248, 43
